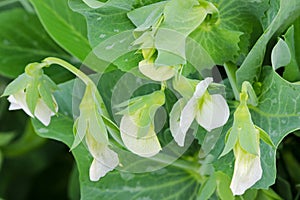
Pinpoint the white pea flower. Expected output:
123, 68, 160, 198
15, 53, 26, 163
3, 65, 58, 126
119, 91, 165, 157
230, 142, 262, 195
220, 83, 274, 195
86, 133, 119, 181
177, 77, 229, 146
8, 90, 57, 126
72, 84, 119, 181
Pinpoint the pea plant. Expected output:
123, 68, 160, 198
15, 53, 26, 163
1, 0, 300, 199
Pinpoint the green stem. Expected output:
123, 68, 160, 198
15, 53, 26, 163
43, 57, 92, 85
224, 62, 240, 101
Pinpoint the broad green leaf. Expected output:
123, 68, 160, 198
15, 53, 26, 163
0, 8, 69, 78
32, 78, 201, 200
271, 38, 291, 70
29, 0, 92, 61
236, 0, 300, 87
190, 0, 268, 65
283, 25, 300, 82
248, 67, 300, 188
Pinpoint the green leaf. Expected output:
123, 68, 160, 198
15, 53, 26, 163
236, 0, 300, 87
190, 0, 268, 65
0, 8, 69, 78
283, 25, 300, 82
29, 0, 92, 61
32, 78, 201, 200
248, 67, 300, 188
271, 38, 291, 70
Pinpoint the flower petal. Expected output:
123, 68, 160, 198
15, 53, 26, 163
85, 134, 119, 181
8, 91, 33, 117
230, 145, 262, 195
139, 60, 176, 81
89, 147, 119, 181
195, 94, 229, 132
120, 115, 161, 157
34, 99, 56, 126
170, 98, 187, 146
180, 97, 197, 135
194, 77, 213, 98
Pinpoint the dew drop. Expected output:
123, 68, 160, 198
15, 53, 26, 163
106, 43, 115, 50
99, 34, 106, 39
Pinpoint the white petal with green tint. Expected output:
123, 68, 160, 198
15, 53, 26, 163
230, 144, 262, 195
34, 98, 57, 126
195, 94, 229, 132
120, 115, 161, 157
8, 90, 33, 117
194, 77, 213, 98
170, 98, 186, 146
179, 97, 197, 135
86, 134, 119, 181
138, 59, 176, 81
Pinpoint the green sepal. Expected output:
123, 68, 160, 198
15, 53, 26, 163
38, 80, 57, 113
101, 115, 124, 147
255, 126, 275, 148
88, 108, 108, 145
1, 74, 30, 97
70, 117, 86, 151
219, 127, 236, 157
25, 77, 39, 115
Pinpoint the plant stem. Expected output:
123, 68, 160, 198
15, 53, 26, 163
43, 57, 92, 85
224, 62, 240, 100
